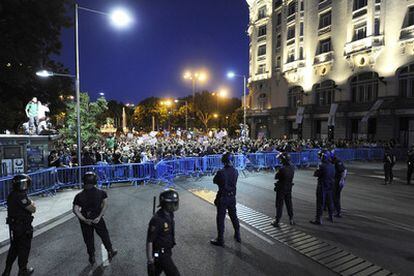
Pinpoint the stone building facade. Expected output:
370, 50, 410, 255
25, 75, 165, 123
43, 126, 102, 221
246, 0, 414, 146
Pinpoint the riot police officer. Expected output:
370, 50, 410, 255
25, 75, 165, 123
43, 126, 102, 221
383, 146, 396, 185
210, 153, 241, 247
407, 145, 414, 185
271, 152, 295, 227
73, 172, 117, 265
2, 174, 36, 276
147, 190, 180, 276
310, 150, 335, 225
331, 151, 347, 218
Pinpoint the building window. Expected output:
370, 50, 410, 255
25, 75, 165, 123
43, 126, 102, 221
258, 93, 267, 110
300, 22, 304, 36
319, 11, 331, 29
408, 6, 414, 26
350, 72, 379, 103
275, 0, 283, 9
353, 23, 367, 41
288, 86, 303, 108
374, 18, 380, 35
276, 12, 282, 25
258, 6, 267, 20
257, 64, 266, 74
318, 38, 332, 54
399, 63, 414, 98
288, 1, 296, 16
287, 25, 295, 40
276, 34, 281, 48
353, 0, 367, 11
300, 1, 304, 11
314, 80, 335, 106
276, 56, 281, 68
299, 47, 304, 60
258, 25, 267, 37
287, 48, 295, 63
258, 45, 266, 56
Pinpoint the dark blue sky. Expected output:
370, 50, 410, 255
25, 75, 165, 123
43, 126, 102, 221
57, 0, 249, 104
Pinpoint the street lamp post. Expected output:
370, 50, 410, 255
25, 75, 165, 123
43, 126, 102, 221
227, 72, 247, 127
37, 4, 132, 186
183, 70, 207, 128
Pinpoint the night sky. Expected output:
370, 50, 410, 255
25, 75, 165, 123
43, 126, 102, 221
56, 0, 249, 103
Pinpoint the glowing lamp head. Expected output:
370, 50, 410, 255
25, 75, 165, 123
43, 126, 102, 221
36, 70, 54, 78
227, 71, 236, 79
110, 8, 133, 29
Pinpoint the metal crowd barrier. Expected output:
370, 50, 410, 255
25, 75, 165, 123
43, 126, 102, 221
0, 147, 390, 204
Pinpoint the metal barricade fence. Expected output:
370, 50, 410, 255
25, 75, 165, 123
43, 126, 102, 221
1, 147, 390, 204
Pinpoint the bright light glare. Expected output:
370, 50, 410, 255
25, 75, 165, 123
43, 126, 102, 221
197, 72, 207, 82
183, 71, 192, 80
174, 100, 179, 103
110, 8, 133, 28
227, 71, 236, 79
99, 92, 105, 96
36, 70, 54, 78
219, 89, 228, 98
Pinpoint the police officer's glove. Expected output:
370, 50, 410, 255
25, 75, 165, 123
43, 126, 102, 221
147, 261, 155, 276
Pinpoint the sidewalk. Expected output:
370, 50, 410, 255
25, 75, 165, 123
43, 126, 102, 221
0, 189, 79, 246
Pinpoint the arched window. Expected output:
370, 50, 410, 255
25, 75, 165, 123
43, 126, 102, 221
258, 93, 267, 110
350, 72, 378, 103
314, 80, 335, 106
398, 63, 414, 98
288, 86, 303, 108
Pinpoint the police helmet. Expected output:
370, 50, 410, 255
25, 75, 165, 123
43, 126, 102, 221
277, 152, 291, 165
83, 171, 98, 187
159, 190, 179, 212
221, 152, 234, 166
12, 174, 32, 192
318, 150, 331, 162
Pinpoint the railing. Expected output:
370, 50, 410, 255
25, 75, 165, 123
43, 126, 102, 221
0, 148, 391, 204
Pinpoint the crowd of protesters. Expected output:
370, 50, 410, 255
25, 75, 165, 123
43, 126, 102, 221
47, 129, 393, 168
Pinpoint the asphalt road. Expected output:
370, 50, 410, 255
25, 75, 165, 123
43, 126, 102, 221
180, 161, 414, 276
0, 183, 333, 276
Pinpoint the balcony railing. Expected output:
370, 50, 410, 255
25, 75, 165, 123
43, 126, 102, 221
400, 25, 414, 41
314, 51, 334, 65
344, 35, 384, 56
318, 0, 332, 11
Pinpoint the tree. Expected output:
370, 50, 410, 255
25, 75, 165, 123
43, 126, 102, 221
132, 97, 168, 131
0, 0, 72, 132
61, 93, 108, 145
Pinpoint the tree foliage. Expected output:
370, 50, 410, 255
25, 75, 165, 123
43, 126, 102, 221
0, 0, 72, 132
61, 93, 108, 145
132, 97, 169, 131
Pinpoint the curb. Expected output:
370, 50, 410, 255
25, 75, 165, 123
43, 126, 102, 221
0, 209, 73, 248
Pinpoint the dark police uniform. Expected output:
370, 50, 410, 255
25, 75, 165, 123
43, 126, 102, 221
332, 157, 346, 216
407, 147, 414, 185
274, 163, 295, 223
4, 191, 34, 274
213, 165, 240, 243
73, 187, 114, 259
314, 161, 335, 223
383, 149, 396, 185
147, 209, 180, 276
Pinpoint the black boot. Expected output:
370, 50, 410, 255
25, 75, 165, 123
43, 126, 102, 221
210, 238, 224, 247
309, 219, 322, 225
271, 219, 280, 227
108, 249, 118, 261
289, 218, 295, 225
234, 233, 241, 243
18, 267, 34, 276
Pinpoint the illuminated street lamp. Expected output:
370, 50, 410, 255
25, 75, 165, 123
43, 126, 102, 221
227, 71, 247, 127
213, 113, 219, 119
183, 70, 208, 104
36, 4, 133, 186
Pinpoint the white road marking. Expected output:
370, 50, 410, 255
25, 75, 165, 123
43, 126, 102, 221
239, 222, 275, 245
101, 243, 109, 267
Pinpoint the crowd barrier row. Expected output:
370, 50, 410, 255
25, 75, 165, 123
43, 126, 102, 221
0, 148, 393, 204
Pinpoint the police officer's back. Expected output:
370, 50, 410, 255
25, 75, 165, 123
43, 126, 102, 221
73, 172, 117, 265
3, 174, 36, 276
383, 146, 396, 185
147, 190, 180, 276
210, 153, 241, 246
310, 150, 335, 225
271, 152, 295, 227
